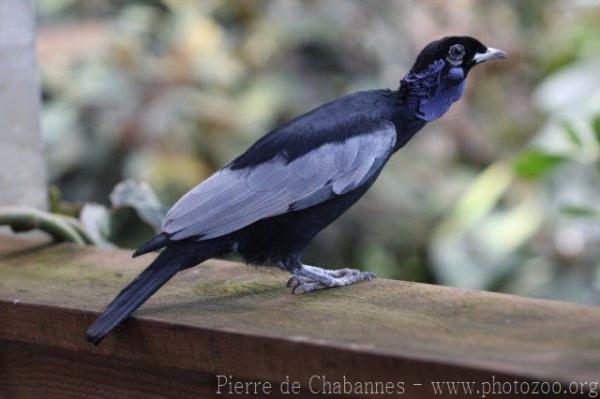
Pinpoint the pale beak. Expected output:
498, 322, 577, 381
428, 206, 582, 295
473, 47, 508, 64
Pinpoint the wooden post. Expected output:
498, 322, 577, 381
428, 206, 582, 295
0, 0, 47, 209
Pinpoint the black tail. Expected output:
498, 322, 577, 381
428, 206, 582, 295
132, 232, 169, 258
86, 240, 223, 345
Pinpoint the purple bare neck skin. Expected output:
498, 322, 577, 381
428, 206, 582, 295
401, 61, 467, 122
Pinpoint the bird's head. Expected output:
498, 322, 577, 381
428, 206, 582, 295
400, 36, 507, 122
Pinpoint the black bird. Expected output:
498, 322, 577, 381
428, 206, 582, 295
86, 36, 506, 344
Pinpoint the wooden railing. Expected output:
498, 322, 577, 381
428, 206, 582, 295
1, 236, 599, 398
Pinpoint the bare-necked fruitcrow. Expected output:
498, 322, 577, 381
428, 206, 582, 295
86, 36, 506, 344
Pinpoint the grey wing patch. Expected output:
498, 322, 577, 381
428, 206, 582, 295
332, 130, 396, 195
288, 185, 333, 211
162, 121, 396, 240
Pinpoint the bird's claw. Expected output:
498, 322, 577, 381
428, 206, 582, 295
286, 274, 309, 288
292, 280, 327, 294
287, 267, 375, 294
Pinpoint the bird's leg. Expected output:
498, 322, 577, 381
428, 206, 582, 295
280, 256, 375, 294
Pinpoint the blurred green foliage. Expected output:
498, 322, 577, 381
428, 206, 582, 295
513, 150, 565, 179
37, 1, 600, 304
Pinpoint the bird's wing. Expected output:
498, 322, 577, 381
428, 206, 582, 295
162, 120, 396, 240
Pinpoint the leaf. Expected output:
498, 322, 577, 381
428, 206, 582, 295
48, 185, 81, 217
560, 205, 599, 218
513, 150, 565, 179
80, 203, 114, 247
561, 120, 582, 148
108, 207, 156, 249
0, 206, 86, 245
440, 162, 514, 233
592, 115, 600, 145
109, 180, 166, 232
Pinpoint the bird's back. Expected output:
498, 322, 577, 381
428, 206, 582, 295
228, 89, 420, 170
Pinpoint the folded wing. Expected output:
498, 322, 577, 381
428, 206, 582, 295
162, 120, 396, 240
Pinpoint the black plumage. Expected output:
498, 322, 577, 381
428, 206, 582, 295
86, 36, 507, 344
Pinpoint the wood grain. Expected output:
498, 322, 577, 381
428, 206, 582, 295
0, 340, 218, 399
1, 236, 599, 397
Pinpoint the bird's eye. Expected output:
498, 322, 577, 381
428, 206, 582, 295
448, 44, 465, 59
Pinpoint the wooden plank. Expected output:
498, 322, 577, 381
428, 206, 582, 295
1, 236, 599, 397
0, 340, 219, 399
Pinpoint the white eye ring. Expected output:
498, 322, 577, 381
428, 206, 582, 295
448, 44, 465, 65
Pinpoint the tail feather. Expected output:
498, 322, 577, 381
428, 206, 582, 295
132, 233, 169, 258
86, 240, 222, 345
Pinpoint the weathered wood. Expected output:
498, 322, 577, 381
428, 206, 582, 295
0, 340, 220, 399
1, 236, 599, 398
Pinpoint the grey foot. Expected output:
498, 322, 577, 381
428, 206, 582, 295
286, 265, 375, 294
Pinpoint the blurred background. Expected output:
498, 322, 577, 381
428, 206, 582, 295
35, 0, 600, 304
